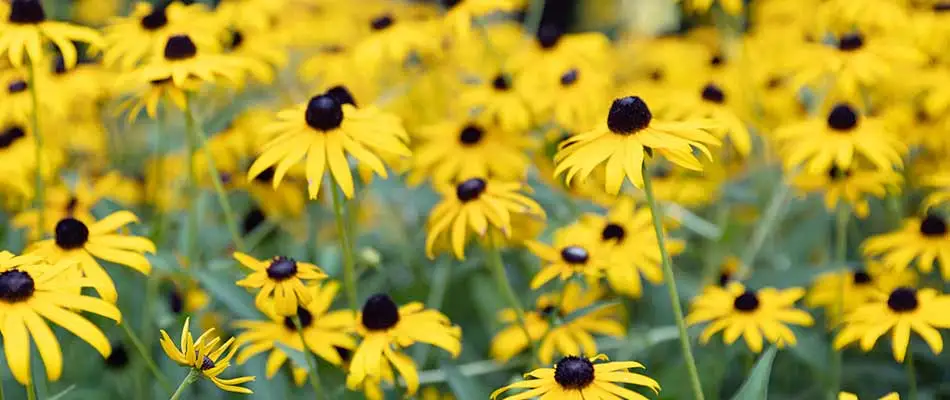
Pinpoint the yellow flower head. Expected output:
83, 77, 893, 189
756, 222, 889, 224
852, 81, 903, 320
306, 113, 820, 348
862, 213, 950, 279
792, 164, 902, 219
0, 0, 103, 68
491, 354, 660, 400
160, 317, 255, 394
412, 116, 534, 184
807, 262, 917, 323
526, 224, 612, 290
233, 252, 328, 316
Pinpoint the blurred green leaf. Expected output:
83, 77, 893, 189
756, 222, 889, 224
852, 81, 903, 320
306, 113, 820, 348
193, 269, 259, 319
561, 301, 620, 325
730, 346, 778, 400
441, 360, 490, 400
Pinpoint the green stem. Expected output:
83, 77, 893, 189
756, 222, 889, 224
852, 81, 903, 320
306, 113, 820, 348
121, 320, 173, 393
184, 101, 200, 268
828, 205, 849, 400
26, 60, 44, 239
150, 107, 170, 245
738, 174, 793, 278
0, 374, 4, 400
483, 233, 540, 366
168, 370, 199, 400
414, 261, 454, 366
330, 182, 358, 310
184, 96, 246, 252
642, 167, 706, 400
292, 316, 326, 400
25, 383, 34, 400
907, 351, 918, 400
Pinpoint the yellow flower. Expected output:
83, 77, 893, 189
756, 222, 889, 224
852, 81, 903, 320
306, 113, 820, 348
862, 213, 950, 279
523, 63, 611, 134
160, 317, 256, 394
0, 0, 103, 68
115, 76, 199, 122
834, 287, 950, 362
27, 211, 156, 303
839, 392, 900, 400
347, 294, 461, 396
676, 0, 744, 15
807, 262, 917, 323
791, 164, 902, 219
686, 282, 815, 352
458, 72, 535, 134
661, 81, 753, 156
103, 1, 221, 70
491, 354, 660, 400
13, 173, 123, 240
412, 116, 534, 184
0, 251, 121, 385
526, 224, 611, 290
233, 252, 328, 316
554, 96, 720, 194
425, 177, 545, 260
130, 33, 254, 89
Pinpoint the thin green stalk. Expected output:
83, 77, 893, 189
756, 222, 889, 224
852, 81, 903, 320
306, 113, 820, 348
168, 369, 199, 400
26, 383, 35, 400
907, 351, 918, 400
292, 316, 326, 400
26, 61, 44, 238
828, 205, 849, 400
184, 96, 246, 252
484, 233, 540, 366
330, 182, 358, 309
121, 320, 173, 393
150, 107, 170, 245
642, 166, 706, 400
414, 261, 454, 366
0, 375, 4, 400
738, 174, 793, 278
184, 103, 200, 268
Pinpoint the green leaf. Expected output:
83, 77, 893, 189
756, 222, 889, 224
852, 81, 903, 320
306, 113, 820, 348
274, 342, 312, 373
560, 301, 620, 325
730, 346, 778, 400
441, 360, 491, 400
193, 269, 259, 319
47, 385, 76, 400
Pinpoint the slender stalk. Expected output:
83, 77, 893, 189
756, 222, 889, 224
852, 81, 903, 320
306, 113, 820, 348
292, 316, 326, 400
121, 320, 173, 393
642, 166, 706, 400
907, 351, 918, 400
483, 233, 540, 366
414, 261, 454, 366
26, 61, 45, 238
828, 205, 849, 400
0, 375, 4, 400
25, 383, 34, 400
168, 370, 199, 400
330, 182, 358, 309
183, 102, 200, 268
184, 96, 246, 252
738, 175, 793, 278
150, 107, 170, 245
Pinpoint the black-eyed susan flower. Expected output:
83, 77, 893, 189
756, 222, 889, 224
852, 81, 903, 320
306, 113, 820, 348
247, 88, 410, 199
490, 354, 660, 400
425, 177, 545, 259
103, 2, 221, 70
526, 224, 611, 290
233, 252, 327, 316
347, 294, 462, 396
234, 280, 356, 378
509, 28, 612, 83
0, 251, 121, 385
524, 63, 611, 134
775, 103, 905, 174
807, 262, 917, 322
412, 117, 533, 184
834, 287, 950, 362
226, 27, 289, 84
663, 81, 753, 156
491, 282, 625, 364
13, 173, 121, 240
676, 0, 743, 15
458, 72, 534, 134
131, 33, 253, 88
554, 96, 720, 194
686, 282, 815, 352
160, 317, 255, 394
352, 13, 441, 77
839, 392, 900, 400
862, 212, 950, 279
579, 196, 684, 298
0, 68, 68, 122
27, 211, 156, 302
0, 0, 103, 68
792, 164, 902, 219
115, 76, 200, 121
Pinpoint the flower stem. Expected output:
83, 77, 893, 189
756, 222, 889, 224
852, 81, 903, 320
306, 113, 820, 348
26, 60, 44, 238
828, 205, 849, 400
168, 369, 199, 400
150, 107, 170, 246
738, 174, 793, 278
414, 261, 454, 366
121, 319, 173, 393
183, 101, 200, 268
642, 166, 706, 400
330, 181, 358, 310
907, 351, 918, 400
292, 316, 326, 400
25, 383, 34, 400
483, 233, 540, 366
184, 96, 246, 252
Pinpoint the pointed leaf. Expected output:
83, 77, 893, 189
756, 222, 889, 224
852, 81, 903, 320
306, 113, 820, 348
730, 346, 778, 400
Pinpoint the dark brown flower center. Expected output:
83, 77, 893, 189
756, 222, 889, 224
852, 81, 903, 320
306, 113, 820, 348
934, 2, 950, 11
229, 30, 245, 49
326, 85, 357, 107
492, 74, 510, 91
455, 178, 486, 202
733, 290, 760, 312
8, 80, 27, 94
361, 293, 400, 331
370, 14, 394, 31
282, 306, 315, 331
560, 246, 589, 264
168, 287, 184, 314
919, 214, 948, 237
886, 287, 918, 312
701, 84, 726, 104
607, 96, 652, 135
266, 257, 298, 280
601, 223, 625, 242
852, 269, 872, 285
104, 342, 129, 369
560, 69, 579, 86
140, 6, 169, 30
9, 0, 45, 24
54, 218, 89, 250
164, 35, 198, 61
837, 33, 864, 51
305, 94, 344, 131
0, 126, 26, 149
553, 356, 595, 389
827, 164, 852, 181
459, 124, 484, 146
200, 356, 215, 370
709, 53, 725, 67
827, 104, 858, 131
536, 25, 562, 49
718, 272, 732, 287
0, 270, 35, 303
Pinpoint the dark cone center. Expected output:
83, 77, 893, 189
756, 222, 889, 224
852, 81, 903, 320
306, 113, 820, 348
709, 53, 725, 67
607, 96, 653, 134
230, 30, 245, 49
536, 25, 562, 49
242, 208, 266, 235
934, 2, 950, 11
168, 288, 184, 314
459, 124, 484, 145
54, 218, 89, 250
852, 270, 872, 285
733, 291, 760, 312
837, 33, 864, 51
266, 257, 298, 281
0, 126, 26, 149
560, 246, 589, 265
9, 0, 45, 24
827, 164, 852, 181
827, 104, 859, 131
370, 14, 394, 31
164, 35, 198, 61
718, 272, 732, 287
701, 84, 726, 104
200, 356, 215, 370
492, 74, 510, 91
104, 342, 130, 369
361, 293, 400, 331
305, 94, 344, 131
283, 306, 315, 330
0, 270, 35, 303
8, 80, 27, 94
560, 69, 579, 86
326, 85, 357, 107
601, 223, 625, 242
140, 7, 169, 30
887, 287, 918, 312
553, 356, 595, 389
455, 178, 486, 202
920, 214, 948, 237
